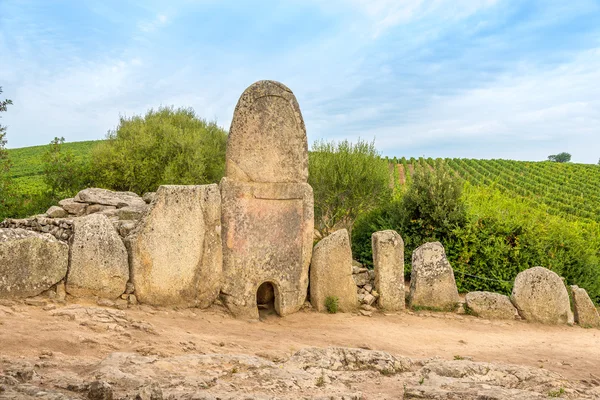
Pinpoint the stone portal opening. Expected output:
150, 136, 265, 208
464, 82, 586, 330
256, 282, 278, 318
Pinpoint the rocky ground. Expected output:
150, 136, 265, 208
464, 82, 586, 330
1, 300, 599, 399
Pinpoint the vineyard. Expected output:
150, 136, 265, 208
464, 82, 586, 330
394, 157, 600, 224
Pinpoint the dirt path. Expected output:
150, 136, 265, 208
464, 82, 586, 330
1, 301, 599, 381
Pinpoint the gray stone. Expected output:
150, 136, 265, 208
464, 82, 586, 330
86, 204, 117, 215
310, 229, 358, 312
46, 206, 68, 218
408, 242, 459, 310
352, 271, 370, 287
118, 205, 147, 220
0, 229, 68, 298
372, 230, 405, 311
142, 192, 156, 204
570, 285, 600, 328
465, 291, 517, 320
74, 188, 146, 208
511, 267, 571, 325
67, 214, 129, 299
58, 198, 87, 216
129, 184, 222, 307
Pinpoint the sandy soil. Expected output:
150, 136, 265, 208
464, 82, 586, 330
1, 300, 599, 382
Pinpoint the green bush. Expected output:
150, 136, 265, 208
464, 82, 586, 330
325, 296, 339, 314
89, 106, 227, 194
309, 138, 391, 236
42, 137, 90, 200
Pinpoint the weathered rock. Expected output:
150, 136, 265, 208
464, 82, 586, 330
129, 184, 222, 307
225, 80, 308, 183
352, 271, 370, 287
220, 81, 314, 319
372, 230, 405, 311
114, 220, 136, 237
118, 205, 147, 220
465, 291, 517, 320
0, 229, 68, 298
86, 204, 117, 215
408, 242, 459, 310
511, 267, 571, 324
88, 380, 113, 400
74, 188, 146, 208
570, 285, 600, 328
46, 206, 68, 218
142, 192, 156, 204
310, 229, 358, 312
67, 214, 129, 299
59, 198, 87, 216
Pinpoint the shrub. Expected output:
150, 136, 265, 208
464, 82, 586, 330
42, 137, 89, 200
309, 139, 391, 236
325, 296, 339, 314
88, 106, 227, 194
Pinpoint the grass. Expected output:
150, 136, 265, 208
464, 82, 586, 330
548, 387, 565, 397
325, 296, 339, 314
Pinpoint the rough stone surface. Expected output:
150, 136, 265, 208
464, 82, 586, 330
465, 291, 517, 320
225, 80, 308, 183
67, 214, 129, 299
511, 267, 571, 325
408, 242, 459, 310
59, 198, 87, 216
0, 228, 68, 298
75, 188, 146, 208
46, 206, 68, 218
372, 230, 405, 311
570, 285, 600, 328
129, 184, 222, 307
142, 192, 156, 204
310, 229, 358, 312
221, 179, 313, 318
0, 217, 73, 242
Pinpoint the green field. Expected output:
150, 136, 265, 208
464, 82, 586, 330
7, 140, 101, 195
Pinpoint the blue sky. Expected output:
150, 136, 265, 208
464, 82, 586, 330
1, 0, 599, 163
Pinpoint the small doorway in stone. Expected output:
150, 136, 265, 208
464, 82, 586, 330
256, 282, 278, 319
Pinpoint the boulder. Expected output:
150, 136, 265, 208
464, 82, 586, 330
74, 188, 146, 208
66, 214, 129, 299
570, 285, 600, 328
58, 198, 87, 216
86, 204, 117, 215
0, 228, 68, 298
352, 271, 370, 287
310, 229, 358, 312
46, 206, 68, 218
118, 205, 147, 221
408, 242, 459, 310
511, 267, 571, 324
142, 192, 156, 204
372, 230, 405, 311
465, 291, 517, 320
128, 184, 222, 307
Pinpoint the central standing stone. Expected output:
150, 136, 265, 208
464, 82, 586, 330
220, 81, 314, 319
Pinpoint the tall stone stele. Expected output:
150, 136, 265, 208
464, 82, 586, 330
220, 80, 314, 319
372, 230, 405, 311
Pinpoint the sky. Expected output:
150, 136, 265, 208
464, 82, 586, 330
1, 0, 599, 163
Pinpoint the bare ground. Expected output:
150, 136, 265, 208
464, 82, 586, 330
1, 299, 599, 399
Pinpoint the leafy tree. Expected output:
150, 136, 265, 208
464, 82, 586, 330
42, 137, 87, 199
308, 138, 391, 236
0, 87, 13, 215
548, 152, 571, 163
88, 106, 227, 194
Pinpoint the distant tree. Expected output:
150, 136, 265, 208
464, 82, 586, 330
548, 152, 571, 163
42, 137, 87, 199
309, 138, 391, 236
0, 87, 13, 214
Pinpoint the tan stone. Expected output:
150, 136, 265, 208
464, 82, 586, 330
0, 229, 68, 298
58, 198, 87, 216
75, 188, 146, 208
372, 230, 405, 311
408, 242, 459, 310
221, 178, 313, 318
570, 285, 600, 328
511, 267, 570, 324
128, 184, 222, 307
46, 206, 68, 218
310, 229, 358, 312
226, 80, 308, 183
465, 291, 517, 320
66, 214, 129, 299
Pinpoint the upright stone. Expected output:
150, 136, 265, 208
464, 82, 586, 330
310, 229, 358, 312
570, 285, 600, 328
511, 267, 570, 324
128, 185, 222, 307
408, 242, 459, 310
221, 81, 314, 319
67, 214, 129, 299
372, 230, 405, 311
0, 229, 68, 298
